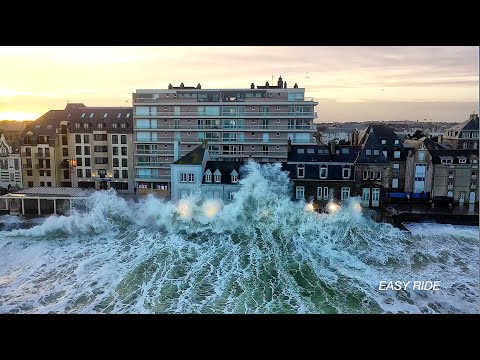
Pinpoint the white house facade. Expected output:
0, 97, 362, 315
0, 134, 23, 189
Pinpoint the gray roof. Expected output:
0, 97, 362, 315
445, 114, 479, 133
288, 145, 361, 163
173, 146, 206, 165
9, 187, 91, 197
203, 161, 244, 184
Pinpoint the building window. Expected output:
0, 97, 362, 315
113, 147, 119, 155
392, 178, 399, 188
76, 157, 82, 166
181, 173, 187, 182
122, 159, 127, 167
84, 135, 89, 143
369, 171, 375, 180
77, 169, 83, 178
341, 187, 350, 200
84, 146, 90, 155
122, 170, 128, 178
121, 135, 127, 144
227, 191, 234, 200
205, 173, 212, 183
114, 170, 119, 178
363, 170, 368, 180
40, 181, 45, 187
75, 123, 81, 130
459, 158, 467, 164
64, 170, 69, 179
383, 151, 388, 158
76, 146, 82, 155
214, 173, 221, 183
394, 151, 401, 159
231, 174, 238, 183
323, 187, 329, 200
418, 151, 425, 161
28, 181, 33, 187
85, 169, 91, 178
376, 171, 382, 180
317, 187, 322, 200
296, 186, 305, 200
27, 169, 33, 176
297, 165, 305, 178
393, 164, 400, 173
112, 135, 118, 144
75, 135, 81, 143
188, 173, 195, 182
381, 139, 386, 145
63, 148, 69, 156
113, 158, 119, 167
394, 139, 400, 145
366, 149, 372, 156
448, 170, 454, 178
373, 150, 379, 156
342, 165, 351, 179
85, 158, 91, 166
320, 165, 328, 179
94, 134, 107, 141
447, 183, 454, 191
472, 171, 477, 179
112, 123, 118, 129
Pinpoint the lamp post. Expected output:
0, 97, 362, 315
69, 159, 77, 186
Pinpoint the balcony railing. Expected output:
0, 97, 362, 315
21, 152, 32, 157
133, 98, 316, 104
135, 162, 168, 167
134, 149, 174, 155
23, 163, 33, 169
35, 164, 50, 169
134, 137, 314, 144
134, 124, 316, 131
134, 111, 317, 118
135, 174, 171, 180
35, 153, 50, 158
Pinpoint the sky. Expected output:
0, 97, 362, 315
0, 46, 478, 122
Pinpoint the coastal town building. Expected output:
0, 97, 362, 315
18, 104, 134, 194
441, 113, 479, 150
132, 77, 318, 196
67, 106, 134, 194
0, 134, 22, 190
352, 125, 407, 207
284, 142, 360, 210
170, 143, 242, 203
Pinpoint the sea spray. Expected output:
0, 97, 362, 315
0, 161, 478, 314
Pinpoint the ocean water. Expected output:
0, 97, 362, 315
0, 162, 478, 314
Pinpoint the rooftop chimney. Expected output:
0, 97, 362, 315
293, 83, 298, 89
329, 140, 336, 155
287, 139, 292, 153
251, 83, 255, 89
284, 81, 287, 89
196, 83, 201, 89
168, 83, 173, 89
265, 81, 269, 87
180, 82, 185, 88
277, 76, 283, 88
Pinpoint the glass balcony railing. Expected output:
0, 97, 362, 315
134, 111, 317, 118
134, 124, 316, 130
134, 136, 314, 144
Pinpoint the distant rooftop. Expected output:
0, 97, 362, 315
173, 146, 206, 165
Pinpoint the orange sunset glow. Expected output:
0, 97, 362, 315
0, 46, 478, 122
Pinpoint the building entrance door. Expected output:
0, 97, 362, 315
100, 181, 109, 190
469, 191, 476, 204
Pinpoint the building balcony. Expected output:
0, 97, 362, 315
35, 164, 50, 169
21, 152, 32, 157
134, 124, 316, 131
134, 149, 174, 155
133, 111, 317, 118
134, 137, 314, 144
133, 98, 317, 105
135, 162, 168, 167
35, 153, 50, 158
135, 174, 171, 180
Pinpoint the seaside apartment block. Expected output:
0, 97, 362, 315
132, 77, 318, 195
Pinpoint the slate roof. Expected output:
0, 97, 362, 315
445, 114, 479, 133
283, 163, 355, 181
287, 145, 361, 163
68, 107, 133, 133
404, 137, 448, 151
429, 149, 478, 164
202, 161, 244, 184
173, 146, 206, 165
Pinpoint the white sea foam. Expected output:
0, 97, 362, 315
0, 161, 478, 314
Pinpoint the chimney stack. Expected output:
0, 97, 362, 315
284, 81, 287, 89
277, 76, 283, 88
168, 83, 173, 89
287, 139, 292, 153
251, 83, 255, 89
329, 140, 336, 155
265, 81, 269, 87
180, 82, 185, 88
293, 83, 298, 88
196, 83, 201, 89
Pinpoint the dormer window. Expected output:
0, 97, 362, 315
381, 139, 386, 145
204, 169, 212, 183
297, 164, 305, 178
75, 123, 81, 129
373, 150, 379, 156
104, 113, 108, 118
81, 113, 86, 118
214, 169, 221, 183
342, 165, 351, 179
394, 139, 400, 145
231, 169, 239, 184
97, 123, 103, 129
90, 113, 94, 118
320, 165, 328, 179
117, 113, 121, 118
112, 123, 118, 129
366, 149, 372, 156
126, 113, 131, 118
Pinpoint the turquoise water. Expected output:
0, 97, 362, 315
0, 162, 478, 313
